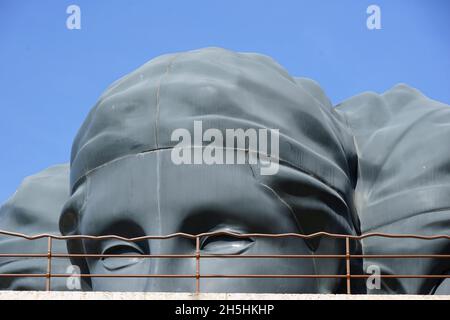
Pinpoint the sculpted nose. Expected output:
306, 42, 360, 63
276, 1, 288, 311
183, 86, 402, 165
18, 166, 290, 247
144, 239, 196, 292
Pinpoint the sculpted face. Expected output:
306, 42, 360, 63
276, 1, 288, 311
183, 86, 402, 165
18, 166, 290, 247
2, 48, 449, 294
61, 151, 357, 292
59, 47, 362, 293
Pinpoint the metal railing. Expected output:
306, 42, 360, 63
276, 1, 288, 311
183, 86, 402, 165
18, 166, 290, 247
0, 229, 449, 294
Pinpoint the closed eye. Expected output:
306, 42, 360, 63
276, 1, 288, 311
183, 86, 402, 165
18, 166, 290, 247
101, 241, 144, 271
200, 234, 254, 254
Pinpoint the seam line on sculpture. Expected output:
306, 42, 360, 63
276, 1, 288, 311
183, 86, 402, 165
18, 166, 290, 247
248, 161, 257, 179
155, 55, 179, 149
71, 147, 351, 202
154, 53, 181, 275
258, 183, 320, 287
78, 176, 89, 216
155, 148, 162, 279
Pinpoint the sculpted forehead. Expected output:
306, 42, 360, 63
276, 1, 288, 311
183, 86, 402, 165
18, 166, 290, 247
70, 48, 356, 201
79, 150, 297, 236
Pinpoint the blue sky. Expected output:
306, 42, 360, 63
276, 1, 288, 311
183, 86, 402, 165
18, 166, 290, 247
0, 0, 449, 203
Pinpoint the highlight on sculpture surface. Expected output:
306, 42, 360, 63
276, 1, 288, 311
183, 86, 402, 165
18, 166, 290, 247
0, 48, 448, 294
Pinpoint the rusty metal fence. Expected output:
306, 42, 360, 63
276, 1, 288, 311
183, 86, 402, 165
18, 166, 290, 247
0, 229, 449, 294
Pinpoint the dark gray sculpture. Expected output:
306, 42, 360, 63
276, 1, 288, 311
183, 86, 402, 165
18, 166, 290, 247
59, 47, 363, 293
1, 48, 448, 294
336, 84, 450, 294
0, 164, 87, 291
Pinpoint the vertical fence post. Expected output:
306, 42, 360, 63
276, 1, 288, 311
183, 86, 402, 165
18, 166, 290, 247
195, 236, 200, 294
46, 236, 52, 291
345, 237, 351, 294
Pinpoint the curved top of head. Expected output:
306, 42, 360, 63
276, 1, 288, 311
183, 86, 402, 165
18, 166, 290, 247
336, 84, 450, 293
0, 164, 69, 234
71, 48, 357, 203
336, 84, 450, 230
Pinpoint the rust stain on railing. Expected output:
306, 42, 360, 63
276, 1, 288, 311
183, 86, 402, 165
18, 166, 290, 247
0, 229, 449, 293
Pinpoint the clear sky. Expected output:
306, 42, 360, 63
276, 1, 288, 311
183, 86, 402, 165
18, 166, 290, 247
0, 0, 449, 203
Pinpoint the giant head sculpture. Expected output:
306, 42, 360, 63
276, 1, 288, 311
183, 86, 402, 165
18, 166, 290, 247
59, 48, 363, 293
2, 48, 447, 295
336, 84, 450, 294
0, 164, 87, 291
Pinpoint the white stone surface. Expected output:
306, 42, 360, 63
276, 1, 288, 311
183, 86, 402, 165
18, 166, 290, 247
0, 291, 449, 300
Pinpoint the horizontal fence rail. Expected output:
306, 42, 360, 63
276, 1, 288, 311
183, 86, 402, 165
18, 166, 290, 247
0, 230, 449, 294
